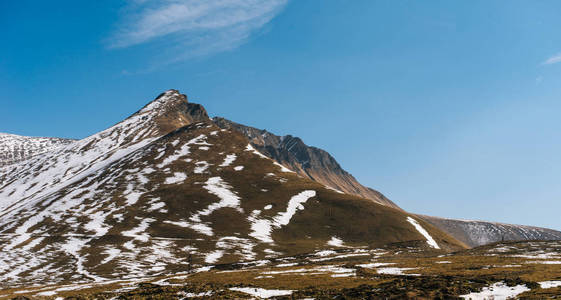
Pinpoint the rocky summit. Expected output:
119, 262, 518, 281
0, 90, 464, 292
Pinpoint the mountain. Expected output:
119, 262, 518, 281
0, 90, 465, 288
0, 133, 73, 167
417, 215, 561, 247
212, 118, 561, 248
213, 117, 400, 210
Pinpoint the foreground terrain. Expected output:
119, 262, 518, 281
2, 240, 561, 299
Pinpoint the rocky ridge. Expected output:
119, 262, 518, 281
213, 117, 399, 210
211, 118, 561, 247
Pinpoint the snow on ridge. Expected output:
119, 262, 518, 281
0, 133, 74, 166
138, 90, 182, 114
406, 217, 440, 249
325, 185, 344, 194
273, 162, 294, 173
245, 144, 269, 159
244, 143, 293, 172
0, 93, 182, 224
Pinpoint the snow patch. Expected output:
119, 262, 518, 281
327, 237, 344, 247
539, 281, 561, 289
245, 144, 269, 159
193, 161, 210, 174
273, 162, 294, 173
272, 190, 316, 226
229, 287, 293, 298
249, 190, 316, 243
377, 267, 418, 275
164, 172, 187, 184
406, 217, 440, 249
219, 154, 237, 167
459, 282, 530, 300
205, 250, 224, 264
357, 262, 395, 268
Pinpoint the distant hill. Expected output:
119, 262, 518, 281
0, 133, 73, 167
417, 214, 561, 247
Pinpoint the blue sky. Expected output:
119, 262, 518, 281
2, 0, 561, 229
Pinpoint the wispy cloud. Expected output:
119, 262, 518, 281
542, 52, 561, 65
535, 75, 543, 85
108, 0, 287, 65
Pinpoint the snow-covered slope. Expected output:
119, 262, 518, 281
0, 90, 464, 288
0, 133, 73, 167
417, 215, 561, 247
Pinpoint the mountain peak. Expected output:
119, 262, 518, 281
132, 89, 210, 137
137, 89, 187, 114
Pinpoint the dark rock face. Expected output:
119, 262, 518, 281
417, 214, 561, 247
138, 89, 210, 135
213, 117, 400, 209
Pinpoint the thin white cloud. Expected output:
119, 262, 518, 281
535, 75, 543, 85
542, 52, 561, 65
108, 0, 287, 63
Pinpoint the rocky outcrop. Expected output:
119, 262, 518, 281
136, 89, 210, 135
213, 117, 400, 209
